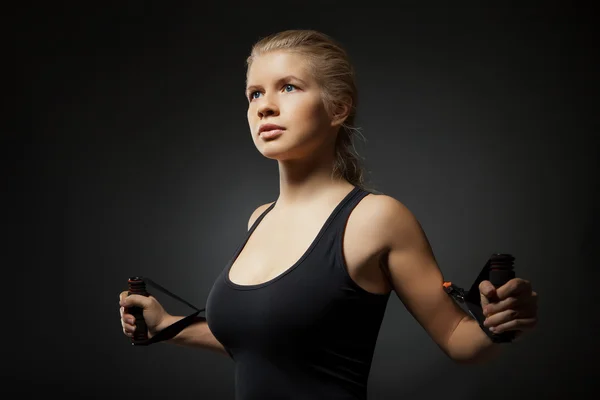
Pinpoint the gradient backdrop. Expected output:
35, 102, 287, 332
10, 4, 598, 399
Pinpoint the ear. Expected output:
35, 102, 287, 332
330, 99, 352, 127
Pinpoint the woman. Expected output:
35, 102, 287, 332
119, 30, 538, 399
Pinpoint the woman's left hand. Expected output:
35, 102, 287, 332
479, 278, 538, 339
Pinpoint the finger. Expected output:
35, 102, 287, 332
496, 278, 532, 301
119, 291, 129, 303
120, 306, 136, 319
489, 317, 537, 334
479, 280, 496, 301
121, 313, 137, 328
120, 293, 150, 309
484, 307, 537, 329
484, 295, 520, 316
479, 281, 498, 310
483, 292, 537, 317
121, 314, 136, 325
484, 308, 525, 328
122, 320, 136, 336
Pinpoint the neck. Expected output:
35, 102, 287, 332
276, 147, 353, 208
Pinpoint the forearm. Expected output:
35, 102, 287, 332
154, 315, 230, 358
447, 316, 503, 364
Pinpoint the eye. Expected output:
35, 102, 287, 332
249, 91, 261, 100
283, 84, 296, 92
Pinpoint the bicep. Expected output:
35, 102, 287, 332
384, 203, 467, 353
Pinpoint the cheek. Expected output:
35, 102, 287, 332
287, 97, 329, 129
247, 108, 257, 132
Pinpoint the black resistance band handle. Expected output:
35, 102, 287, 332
487, 253, 516, 342
127, 277, 150, 344
444, 253, 517, 343
126, 276, 205, 346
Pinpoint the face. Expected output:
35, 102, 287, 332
246, 51, 336, 161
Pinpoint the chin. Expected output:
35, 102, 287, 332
256, 147, 292, 161
256, 143, 306, 161
253, 133, 320, 161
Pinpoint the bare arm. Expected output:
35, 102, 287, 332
374, 195, 502, 364
120, 295, 231, 358
154, 315, 230, 357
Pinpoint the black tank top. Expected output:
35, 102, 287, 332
206, 186, 391, 399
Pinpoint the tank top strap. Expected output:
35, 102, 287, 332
248, 202, 276, 233
338, 187, 371, 219
326, 186, 371, 234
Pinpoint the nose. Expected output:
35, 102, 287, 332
257, 96, 279, 119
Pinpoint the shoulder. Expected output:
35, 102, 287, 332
353, 192, 424, 250
355, 192, 417, 227
247, 201, 275, 231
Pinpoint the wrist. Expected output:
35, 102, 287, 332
448, 317, 503, 364
151, 313, 178, 337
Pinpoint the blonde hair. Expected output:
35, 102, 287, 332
247, 30, 367, 189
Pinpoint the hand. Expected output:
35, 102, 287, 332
479, 278, 538, 339
119, 291, 169, 339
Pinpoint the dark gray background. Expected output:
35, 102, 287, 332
8, 3, 598, 399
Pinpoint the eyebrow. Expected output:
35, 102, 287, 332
245, 75, 308, 95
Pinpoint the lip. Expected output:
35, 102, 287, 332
260, 129, 284, 140
258, 123, 285, 135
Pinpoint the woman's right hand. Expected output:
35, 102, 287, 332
119, 291, 169, 339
